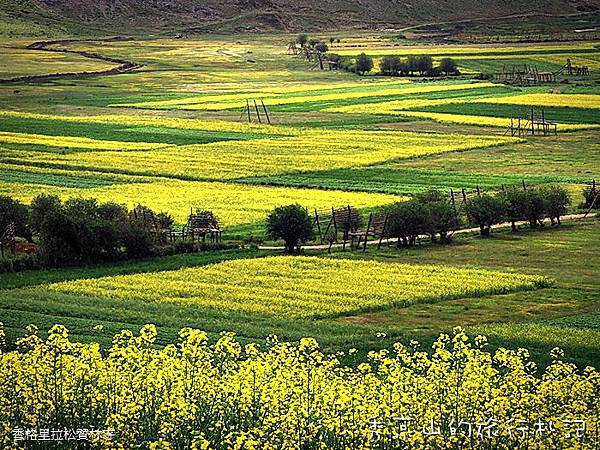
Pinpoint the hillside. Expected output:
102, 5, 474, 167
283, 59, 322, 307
2, 0, 599, 35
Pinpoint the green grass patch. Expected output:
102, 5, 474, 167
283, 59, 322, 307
411, 102, 600, 125
0, 116, 282, 146
238, 167, 586, 195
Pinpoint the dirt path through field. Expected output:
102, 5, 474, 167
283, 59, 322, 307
0, 37, 143, 84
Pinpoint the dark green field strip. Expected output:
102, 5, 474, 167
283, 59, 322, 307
238, 167, 586, 195
0, 116, 283, 146
0, 288, 393, 357
0, 249, 270, 290
410, 102, 600, 124
0, 166, 133, 188
538, 313, 600, 330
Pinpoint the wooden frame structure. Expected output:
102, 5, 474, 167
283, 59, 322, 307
184, 209, 223, 243
496, 64, 555, 85
349, 212, 389, 252
558, 59, 590, 77
240, 99, 272, 124
314, 206, 361, 248
505, 108, 557, 137
0, 222, 15, 258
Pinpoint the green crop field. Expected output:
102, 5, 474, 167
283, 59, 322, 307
0, 12, 599, 450
0, 31, 598, 359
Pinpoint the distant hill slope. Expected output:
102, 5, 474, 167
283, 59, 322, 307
2, 0, 599, 35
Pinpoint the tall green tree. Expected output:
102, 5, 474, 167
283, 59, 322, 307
466, 194, 506, 237
355, 53, 373, 75
266, 204, 314, 254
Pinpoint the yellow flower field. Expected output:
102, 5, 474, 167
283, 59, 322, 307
0, 177, 400, 226
1, 324, 597, 449
113, 80, 408, 108
325, 97, 467, 114
43, 256, 550, 318
0, 110, 292, 136
180, 82, 500, 110
381, 110, 600, 131
0, 131, 174, 151
473, 93, 600, 109
2, 129, 517, 180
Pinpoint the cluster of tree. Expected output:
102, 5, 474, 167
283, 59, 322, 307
264, 185, 574, 254
384, 190, 460, 246
296, 34, 333, 54
383, 185, 572, 244
0, 194, 174, 266
326, 52, 459, 77
380, 55, 459, 77
466, 185, 571, 236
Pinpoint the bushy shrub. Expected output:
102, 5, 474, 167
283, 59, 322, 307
540, 185, 571, 225
266, 204, 314, 253
466, 194, 507, 237
0, 195, 30, 241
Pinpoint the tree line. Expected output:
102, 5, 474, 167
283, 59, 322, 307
264, 184, 577, 253
293, 34, 458, 77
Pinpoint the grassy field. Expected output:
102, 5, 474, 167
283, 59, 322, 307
0, 31, 598, 374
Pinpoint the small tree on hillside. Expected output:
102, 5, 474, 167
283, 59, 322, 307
315, 43, 329, 53
266, 204, 314, 254
385, 200, 430, 247
407, 55, 419, 75
30, 194, 62, 236
523, 188, 548, 228
466, 194, 506, 237
355, 53, 373, 75
499, 188, 528, 231
414, 189, 459, 243
439, 58, 459, 75
308, 38, 320, 48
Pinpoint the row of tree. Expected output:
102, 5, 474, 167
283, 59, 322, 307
385, 185, 571, 246
380, 55, 459, 77
264, 185, 574, 253
0, 194, 174, 266
325, 53, 459, 77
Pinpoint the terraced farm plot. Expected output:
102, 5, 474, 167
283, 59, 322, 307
472, 93, 600, 109
242, 167, 584, 194
0, 116, 518, 180
43, 256, 550, 319
331, 42, 599, 57
114, 81, 500, 111
0, 131, 175, 151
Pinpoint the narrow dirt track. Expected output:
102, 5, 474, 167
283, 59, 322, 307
0, 37, 143, 84
259, 213, 597, 251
